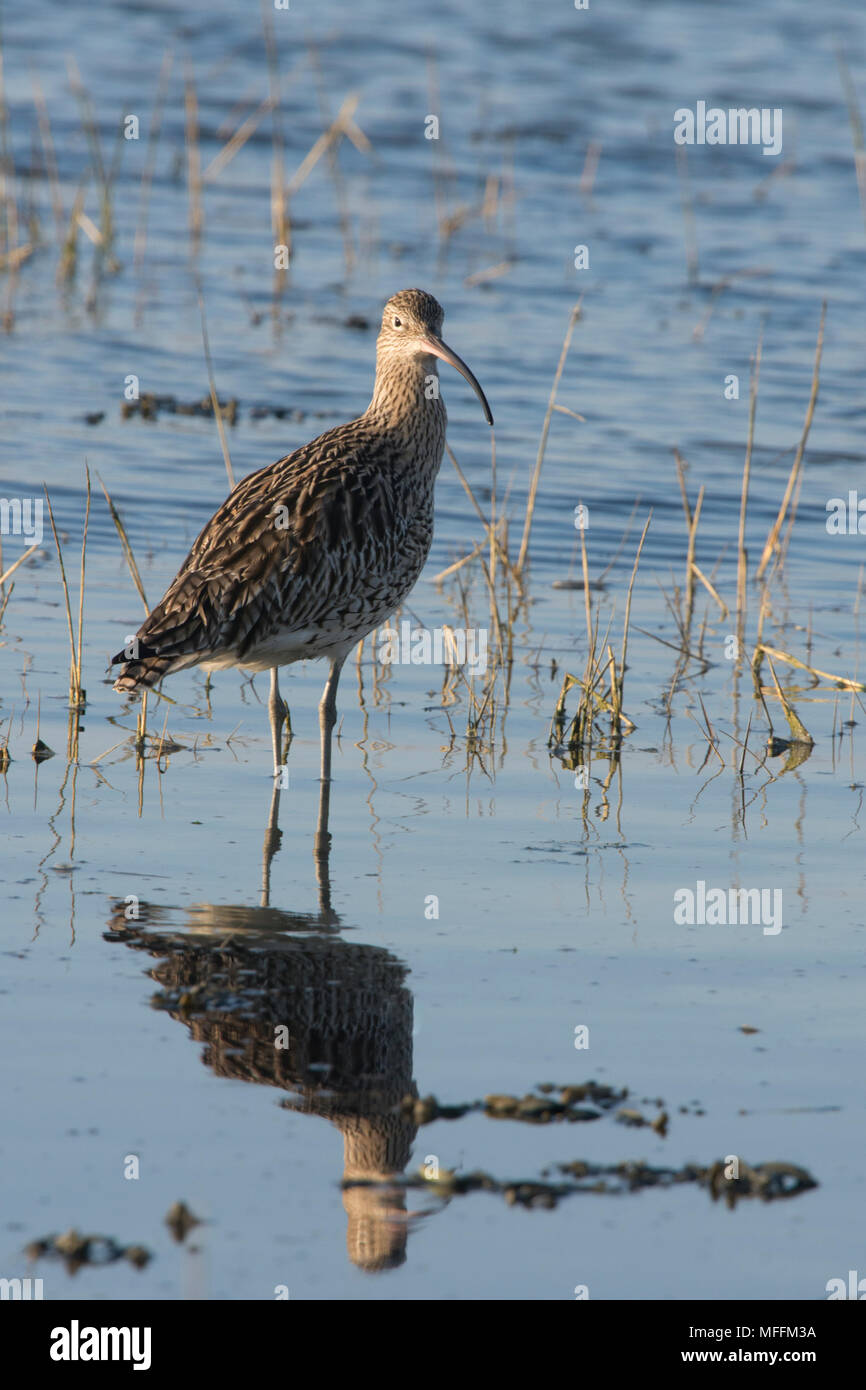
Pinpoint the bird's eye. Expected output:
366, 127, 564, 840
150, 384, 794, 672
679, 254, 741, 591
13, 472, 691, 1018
392, 316, 403, 328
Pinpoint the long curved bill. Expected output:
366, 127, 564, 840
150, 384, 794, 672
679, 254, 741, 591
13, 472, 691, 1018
418, 334, 494, 426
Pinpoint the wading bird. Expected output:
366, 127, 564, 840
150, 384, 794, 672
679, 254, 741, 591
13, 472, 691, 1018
112, 289, 493, 783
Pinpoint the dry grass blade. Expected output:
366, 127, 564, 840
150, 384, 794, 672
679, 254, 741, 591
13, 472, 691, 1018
75, 463, 91, 704
0, 541, 39, 586
683, 481, 703, 637
618, 513, 652, 704
683, 701, 724, 768
579, 140, 601, 198
464, 261, 516, 289
737, 329, 763, 619
764, 654, 814, 745
478, 555, 505, 668
552, 403, 586, 423
550, 672, 579, 736
630, 624, 709, 668
757, 644, 866, 692
32, 77, 64, 241
285, 92, 360, 198
57, 180, 86, 283
426, 49, 454, 239
579, 514, 592, 649
66, 56, 105, 187
261, 6, 296, 301
75, 209, 103, 246
444, 442, 513, 577
308, 45, 357, 276
517, 299, 582, 573
756, 302, 826, 579
0, 41, 21, 329
43, 486, 82, 710
185, 63, 203, 252
691, 561, 728, 620
65, 58, 122, 280
202, 96, 275, 183
432, 538, 487, 584
97, 472, 148, 612
670, 450, 706, 636
0, 243, 31, 271
0, 710, 12, 769
198, 289, 235, 491
738, 711, 754, 776
673, 448, 693, 520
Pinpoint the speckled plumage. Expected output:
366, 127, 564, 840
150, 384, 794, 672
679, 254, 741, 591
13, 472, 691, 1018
112, 288, 492, 777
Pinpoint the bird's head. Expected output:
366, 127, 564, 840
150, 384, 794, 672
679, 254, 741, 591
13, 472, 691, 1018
376, 288, 493, 426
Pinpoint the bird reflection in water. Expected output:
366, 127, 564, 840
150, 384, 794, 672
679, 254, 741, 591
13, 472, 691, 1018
106, 779, 426, 1273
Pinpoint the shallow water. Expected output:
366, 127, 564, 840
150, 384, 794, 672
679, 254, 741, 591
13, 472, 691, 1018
1, 0, 865, 1300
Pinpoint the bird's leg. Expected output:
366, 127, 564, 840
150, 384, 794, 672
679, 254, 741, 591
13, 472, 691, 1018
268, 666, 286, 776
314, 775, 333, 911
318, 656, 345, 784
261, 781, 282, 909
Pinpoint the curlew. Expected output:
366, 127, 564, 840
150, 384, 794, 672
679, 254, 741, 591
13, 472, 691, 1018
112, 288, 493, 783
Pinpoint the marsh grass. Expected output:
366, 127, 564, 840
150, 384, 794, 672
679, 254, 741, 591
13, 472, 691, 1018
4, 34, 375, 332
44, 467, 90, 762
97, 474, 149, 612
0, 710, 12, 771
737, 330, 763, 625
32, 77, 64, 244
0, 26, 23, 330
96, 475, 175, 767
517, 299, 583, 574
648, 307, 862, 776
434, 293, 863, 796
756, 303, 825, 581
44, 473, 88, 714
261, 8, 291, 310
6, 48, 859, 804
198, 289, 236, 491
548, 518, 650, 761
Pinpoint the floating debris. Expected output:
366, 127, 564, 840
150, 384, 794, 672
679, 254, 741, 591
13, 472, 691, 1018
32, 738, 55, 762
24, 1228, 151, 1274
704, 1159, 817, 1208
616, 1106, 669, 1136
248, 405, 308, 422
164, 1200, 202, 1244
401, 1082, 630, 1128
344, 1157, 817, 1211
116, 394, 336, 425
121, 393, 239, 424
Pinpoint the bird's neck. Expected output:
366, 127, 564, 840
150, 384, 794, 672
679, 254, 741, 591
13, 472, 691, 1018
366, 356, 446, 439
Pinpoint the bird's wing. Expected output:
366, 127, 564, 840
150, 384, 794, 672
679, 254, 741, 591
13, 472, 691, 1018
125, 420, 397, 663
